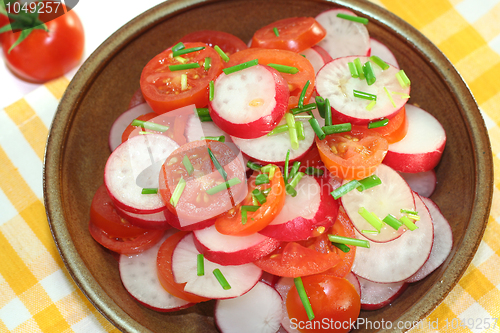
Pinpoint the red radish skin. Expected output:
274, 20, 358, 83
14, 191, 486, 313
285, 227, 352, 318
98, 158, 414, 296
215, 282, 283, 333
209, 64, 289, 139
311, 45, 333, 64
193, 225, 280, 265
115, 205, 172, 230
259, 175, 339, 241
345, 272, 361, 297
165, 214, 215, 231
383, 104, 446, 173
108, 103, 152, 151
274, 277, 300, 333
356, 275, 408, 310
399, 170, 437, 198
300, 47, 326, 75
369, 38, 399, 69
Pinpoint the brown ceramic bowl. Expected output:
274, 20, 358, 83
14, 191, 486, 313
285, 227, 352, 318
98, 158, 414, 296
44, 0, 493, 332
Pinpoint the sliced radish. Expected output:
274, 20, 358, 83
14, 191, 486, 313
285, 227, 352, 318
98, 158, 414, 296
345, 272, 361, 297
259, 175, 339, 241
166, 215, 215, 231
193, 225, 280, 265
104, 134, 179, 214
209, 64, 289, 139
384, 104, 446, 173
215, 281, 282, 333
398, 170, 437, 198
119, 231, 193, 312
315, 9, 370, 59
185, 113, 233, 144
356, 275, 407, 310
316, 55, 409, 125
352, 193, 434, 283
340, 164, 415, 242
405, 197, 453, 283
369, 38, 399, 68
300, 47, 326, 75
274, 277, 299, 333
231, 118, 315, 166
108, 103, 152, 152
115, 205, 172, 230
172, 233, 262, 299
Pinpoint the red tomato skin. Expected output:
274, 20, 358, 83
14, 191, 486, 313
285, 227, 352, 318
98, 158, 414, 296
176, 30, 248, 55
1, 7, 84, 83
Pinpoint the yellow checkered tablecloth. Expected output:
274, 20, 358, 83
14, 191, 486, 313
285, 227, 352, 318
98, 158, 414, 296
1, 0, 499, 332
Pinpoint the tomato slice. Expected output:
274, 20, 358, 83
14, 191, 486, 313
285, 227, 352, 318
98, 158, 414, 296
215, 169, 286, 236
316, 131, 388, 180
121, 112, 187, 146
286, 275, 361, 333
88, 220, 164, 255
157, 232, 211, 303
176, 30, 248, 55
251, 17, 326, 53
226, 48, 315, 109
140, 42, 223, 114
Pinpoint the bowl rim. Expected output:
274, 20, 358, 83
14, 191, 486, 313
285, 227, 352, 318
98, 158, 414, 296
44, 0, 493, 332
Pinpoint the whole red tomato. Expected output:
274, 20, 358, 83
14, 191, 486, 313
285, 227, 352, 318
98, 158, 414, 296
1, 5, 84, 82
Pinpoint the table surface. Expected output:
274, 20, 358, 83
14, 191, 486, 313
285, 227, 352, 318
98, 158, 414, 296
1, 0, 500, 332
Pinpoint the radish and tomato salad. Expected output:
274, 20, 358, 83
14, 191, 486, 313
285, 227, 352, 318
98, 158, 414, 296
89, 10, 452, 333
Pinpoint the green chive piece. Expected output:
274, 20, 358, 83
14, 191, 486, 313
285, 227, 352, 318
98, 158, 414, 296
273, 27, 280, 36
169, 63, 200, 71
202, 135, 225, 142
131, 119, 169, 132
348, 61, 359, 78
139, 131, 155, 135
295, 115, 313, 120
174, 56, 188, 64
305, 167, 324, 177
172, 46, 205, 57
223, 59, 259, 75
181, 74, 188, 91
241, 205, 260, 224
366, 100, 377, 111
286, 183, 298, 197
336, 13, 369, 25
284, 149, 291, 182
252, 195, 259, 206
197, 254, 205, 276
209, 80, 215, 101
204, 57, 211, 71
262, 188, 271, 196
261, 164, 275, 173
182, 155, 194, 175
298, 80, 311, 108
196, 107, 210, 117
252, 189, 267, 205
289, 172, 305, 189
362, 229, 380, 234
370, 55, 389, 70
353, 89, 377, 101
363, 61, 376, 86
267, 124, 289, 136
170, 177, 186, 207
368, 118, 389, 129
383, 86, 396, 107
267, 63, 299, 74
396, 69, 411, 88
324, 98, 332, 126
200, 115, 212, 122
255, 173, 270, 185
214, 45, 230, 62
328, 234, 370, 248
309, 118, 325, 140
288, 161, 301, 181
241, 209, 248, 224
400, 209, 418, 215
322, 123, 352, 135
268, 165, 276, 180
356, 174, 382, 191
358, 207, 384, 231
141, 188, 158, 194
171, 42, 185, 52
407, 214, 420, 221
315, 96, 326, 118
206, 177, 241, 195
353, 58, 365, 80
391, 91, 411, 99
291, 103, 317, 115
286, 113, 299, 150
296, 122, 305, 140
207, 147, 227, 181
383, 214, 403, 230
247, 161, 263, 171
331, 180, 360, 200
332, 242, 351, 253
213, 268, 231, 290
294, 277, 315, 321
400, 215, 418, 231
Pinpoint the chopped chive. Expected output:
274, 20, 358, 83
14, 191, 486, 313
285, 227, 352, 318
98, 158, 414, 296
213, 268, 231, 290
262, 188, 271, 196
141, 188, 158, 194
268, 165, 276, 180
315, 96, 326, 118
383, 86, 396, 107
241, 205, 260, 224
174, 56, 188, 64
348, 61, 359, 78
383, 214, 403, 230
324, 98, 332, 126
273, 27, 280, 36
252, 194, 259, 206
170, 177, 186, 207
330, 180, 360, 200
207, 147, 227, 181
172, 46, 205, 57
366, 100, 377, 111
252, 189, 267, 205
363, 61, 376, 86
247, 161, 263, 171
298, 80, 311, 108
131, 119, 169, 132
368, 118, 389, 129
200, 115, 212, 122
284, 149, 291, 182
197, 254, 205, 276
168, 63, 200, 71
182, 155, 194, 175
309, 117, 325, 140
305, 167, 324, 177
204, 57, 211, 70
209, 80, 215, 101
260, 164, 275, 173
289, 172, 305, 189
202, 135, 225, 142
267, 63, 299, 74
267, 124, 289, 136
353, 58, 365, 80
286, 113, 299, 150
322, 123, 352, 135
391, 91, 411, 99
206, 177, 241, 195
288, 161, 301, 181
139, 131, 155, 135
255, 173, 270, 185
296, 122, 305, 140
294, 277, 315, 321
180, 74, 188, 91
396, 69, 411, 88
407, 214, 420, 221
328, 234, 370, 248
286, 183, 297, 197
295, 115, 313, 120
400, 215, 418, 231
358, 207, 384, 231
353, 89, 377, 101
332, 242, 351, 253
171, 42, 185, 52
214, 45, 230, 62
370, 55, 389, 70
336, 13, 368, 25
401, 208, 418, 215
362, 229, 379, 234
291, 103, 317, 115
356, 174, 382, 191
223, 59, 259, 75
196, 107, 210, 117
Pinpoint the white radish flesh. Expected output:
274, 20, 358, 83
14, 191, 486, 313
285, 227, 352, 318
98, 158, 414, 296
172, 233, 262, 299
370, 38, 399, 68
356, 275, 407, 310
185, 113, 233, 143
108, 103, 152, 151
345, 272, 361, 297
274, 277, 300, 333
215, 281, 283, 333
115, 206, 171, 230
300, 48, 326, 75
399, 170, 437, 198
341, 164, 415, 242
